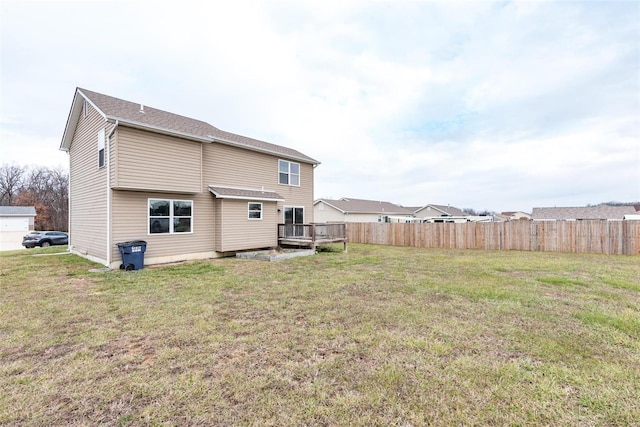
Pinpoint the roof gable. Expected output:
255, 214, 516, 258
414, 204, 465, 216
60, 88, 319, 165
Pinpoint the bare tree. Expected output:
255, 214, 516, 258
0, 164, 26, 205
21, 166, 69, 231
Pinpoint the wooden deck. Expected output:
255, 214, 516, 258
278, 223, 347, 252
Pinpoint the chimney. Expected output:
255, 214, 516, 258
139, 104, 145, 113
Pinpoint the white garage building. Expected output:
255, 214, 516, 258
0, 206, 36, 251
1, 206, 36, 231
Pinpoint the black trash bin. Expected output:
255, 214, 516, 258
117, 240, 147, 271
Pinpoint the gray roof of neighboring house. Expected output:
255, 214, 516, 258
0, 206, 36, 216
209, 186, 284, 202
532, 206, 636, 220
414, 204, 465, 216
61, 88, 319, 165
315, 198, 414, 215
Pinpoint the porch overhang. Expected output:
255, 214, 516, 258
208, 186, 285, 202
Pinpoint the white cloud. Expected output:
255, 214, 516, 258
1, 0, 638, 212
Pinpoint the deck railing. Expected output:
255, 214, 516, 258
278, 223, 347, 251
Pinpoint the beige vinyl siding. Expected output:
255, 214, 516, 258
313, 202, 347, 223
114, 127, 202, 194
214, 198, 223, 251
109, 127, 118, 188
203, 143, 314, 223
216, 199, 277, 252
277, 162, 314, 223
110, 190, 215, 264
68, 101, 109, 262
414, 206, 446, 219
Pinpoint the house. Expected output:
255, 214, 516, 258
410, 204, 467, 222
531, 206, 636, 221
501, 211, 532, 221
0, 206, 36, 251
314, 198, 415, 223
60, 88, 319, 268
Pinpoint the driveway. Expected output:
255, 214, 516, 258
0, 231, 26, 251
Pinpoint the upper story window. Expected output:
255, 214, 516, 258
248, 202, 263, 220
278, 159, 300, 186
98, 129, 105, 168
82, 100, 88, 118
149, 199, 193, 234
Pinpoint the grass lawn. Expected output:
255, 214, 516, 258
1, 244, 639, 426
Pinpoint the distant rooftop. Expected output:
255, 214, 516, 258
532, 205, 635, 220
315, 198, 414, 215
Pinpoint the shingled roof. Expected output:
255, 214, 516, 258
0, 206, 36, 216
532, 205, 636, 220
315, 198, 414, 215
209, 186, 284, 202
60, 88, 318, 165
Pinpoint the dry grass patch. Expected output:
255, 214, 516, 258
1, 244, 639, 426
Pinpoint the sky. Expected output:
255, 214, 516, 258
1, 0, 638, 213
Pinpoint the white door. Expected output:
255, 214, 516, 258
1, 217, 29, 231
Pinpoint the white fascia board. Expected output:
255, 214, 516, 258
208, 191, 284, 202
60, 89, 108, 151
214, 194, 284, 202
77, 89, 107, 120
59, 91, 83, 151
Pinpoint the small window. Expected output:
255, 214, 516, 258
248, 202, 263, 220
83, 100, 88, 118
278, 159, 300, 186
98, 129, 105, 168
149, 199, 193, 234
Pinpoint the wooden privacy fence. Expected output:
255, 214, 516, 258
346, 221, 640, 255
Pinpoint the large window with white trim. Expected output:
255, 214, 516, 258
149, 199, 193, 234
278, 159, 300, 186
248, 202, 263, 220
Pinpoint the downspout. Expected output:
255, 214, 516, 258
66, 151, 71, 252
106, 120, 118, 267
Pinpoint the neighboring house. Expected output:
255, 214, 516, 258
60, 88, 318, 268
501, 211, 532, 221
314, 198, 415, 223
411, 204, 466, 222
532, 206, 636, 221
0, 206, 36, 231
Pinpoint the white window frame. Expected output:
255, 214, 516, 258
98, 129, 105, 168
83, 99, 88, 118
148, 198, 194, 235
278, 159, 300, 187
248, 202, 263, 220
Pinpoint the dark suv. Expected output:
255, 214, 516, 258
22, 231, 69, 248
